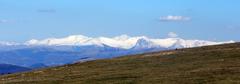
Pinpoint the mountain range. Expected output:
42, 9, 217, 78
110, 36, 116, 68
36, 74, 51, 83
0, 35, 234, 68
25, 35, 234, 49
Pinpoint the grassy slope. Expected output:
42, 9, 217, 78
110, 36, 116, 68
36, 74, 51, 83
0, 43, 240, 84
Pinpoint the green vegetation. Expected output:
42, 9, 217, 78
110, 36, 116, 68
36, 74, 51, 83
1, 43, 240, 84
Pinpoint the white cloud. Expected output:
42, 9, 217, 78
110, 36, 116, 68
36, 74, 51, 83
168, 32, 178, 38
160, 15, 191, 21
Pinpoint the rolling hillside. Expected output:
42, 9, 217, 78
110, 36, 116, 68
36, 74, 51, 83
0, 43, 240, 84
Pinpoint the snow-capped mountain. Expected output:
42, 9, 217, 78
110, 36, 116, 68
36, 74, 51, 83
25, 35, 142, 49
25, 35, 235, 49
132, 38, 159, 49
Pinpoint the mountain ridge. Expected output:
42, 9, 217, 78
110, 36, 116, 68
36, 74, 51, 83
1, 35, 234, 49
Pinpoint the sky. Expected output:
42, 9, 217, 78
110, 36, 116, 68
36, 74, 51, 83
0, 0, 240, 42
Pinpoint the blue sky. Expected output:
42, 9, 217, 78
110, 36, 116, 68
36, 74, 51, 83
0, 0, 239, 42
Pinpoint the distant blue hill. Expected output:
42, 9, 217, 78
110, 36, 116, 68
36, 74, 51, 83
0, 64, 31, 75
29, 63, 48, 69
0, 45, 169, 67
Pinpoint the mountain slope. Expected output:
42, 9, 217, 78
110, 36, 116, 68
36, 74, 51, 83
0, 43, 240, 84
0, 64, 31, 75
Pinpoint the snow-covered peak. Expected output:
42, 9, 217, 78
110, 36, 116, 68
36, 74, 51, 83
132, 38, 158, 49
26, 35, 94, 46
23, 35, 235, 49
